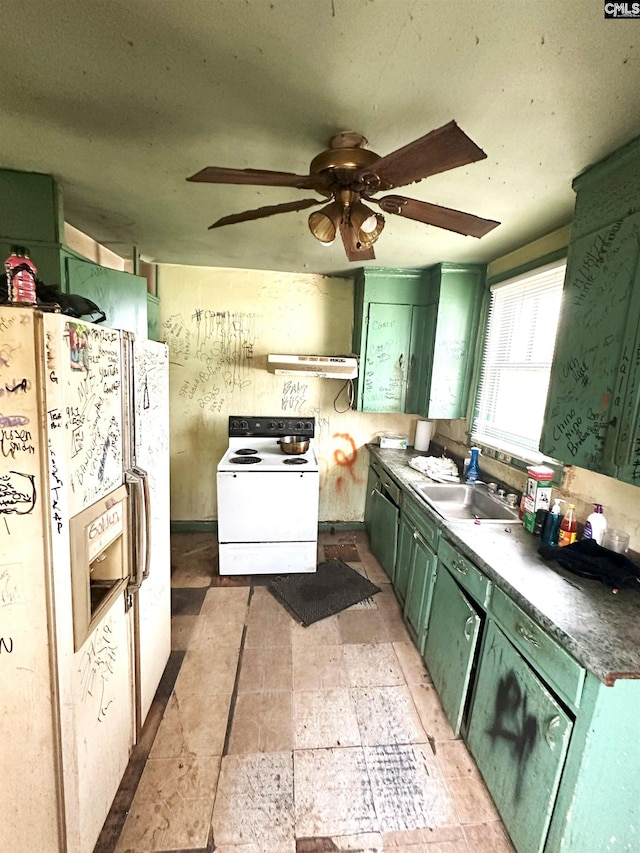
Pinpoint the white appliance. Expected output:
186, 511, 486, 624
0, 306, 170, 853
267, 353, 358, 378
217, 416, 319, 575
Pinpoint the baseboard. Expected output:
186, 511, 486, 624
170, 520, 218, 533
170, 521, 365, 534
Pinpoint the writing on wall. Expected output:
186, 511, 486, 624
282, 380, 308, 412
164, 309, 260, 414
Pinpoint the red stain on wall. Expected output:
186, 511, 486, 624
332, 433, 360, 482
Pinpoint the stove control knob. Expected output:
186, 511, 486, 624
269, 421, 277, 429
295, 421, 303, 430
240, 420, 248, 430
278, 421, 285, 430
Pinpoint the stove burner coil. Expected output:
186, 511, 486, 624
283, 457, 308, 465
229, 456, 262, 464
235, 448, 258, 455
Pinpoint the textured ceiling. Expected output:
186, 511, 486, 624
1, 0, 639, 276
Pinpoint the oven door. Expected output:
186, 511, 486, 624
217, 470, 319, 541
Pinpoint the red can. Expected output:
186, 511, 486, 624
5, 245, 37, 304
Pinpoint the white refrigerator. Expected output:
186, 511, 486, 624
0, 306, 171, 853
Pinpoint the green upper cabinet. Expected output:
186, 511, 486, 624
66, 256, 148, 337
540, 135, 640, 486
425, 263, 485, 418
0, 169, 63, 245
353, 267, 430, 413
0, 168, 152, 338
353, 264, 484, 418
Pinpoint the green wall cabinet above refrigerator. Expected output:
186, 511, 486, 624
540, 134, 640, 486
353, 264, 485, 418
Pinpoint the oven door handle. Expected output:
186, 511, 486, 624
125, 467, 151, 590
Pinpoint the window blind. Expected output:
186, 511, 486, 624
472, 260, 566, 455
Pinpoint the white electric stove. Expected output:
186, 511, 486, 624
216, 416, 319, 575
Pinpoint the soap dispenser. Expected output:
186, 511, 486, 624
541, 498, 564, 546
465, 447, 481, 483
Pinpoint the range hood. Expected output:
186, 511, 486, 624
267, 354, 358, 379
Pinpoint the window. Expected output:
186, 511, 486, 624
472, 260, 566, 459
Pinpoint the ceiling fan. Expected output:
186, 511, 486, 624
187, 121, 500, 262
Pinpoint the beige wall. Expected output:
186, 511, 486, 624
158, 264, 421, 523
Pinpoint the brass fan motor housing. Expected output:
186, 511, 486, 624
308, 146, 380, 177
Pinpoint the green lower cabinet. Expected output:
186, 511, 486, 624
364, 465, 379, 540
467, 620, 572, 853
368, 487, 399, 582
394, 513, 413, 604
423, 565, 482, 736
402, 528, 437, 654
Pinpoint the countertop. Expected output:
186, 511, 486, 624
367, 445, 640, 686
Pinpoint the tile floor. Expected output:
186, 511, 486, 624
101, 529, 516, 853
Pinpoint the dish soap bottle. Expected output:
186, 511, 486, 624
465, 447, 480, 483
558, 503, 577, 547
541, 498, 564, 546
583, 503, 607, 545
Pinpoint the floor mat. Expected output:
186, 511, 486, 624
269, 559, 381, 627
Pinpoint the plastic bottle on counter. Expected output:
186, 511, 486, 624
465, 447, 480, 483
582, 503, 607, 545
558, 503, 577, 547
541, 498, 564, 546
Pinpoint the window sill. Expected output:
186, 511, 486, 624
471, 440, 565, 481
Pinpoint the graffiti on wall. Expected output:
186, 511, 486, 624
164, 310, 259, 414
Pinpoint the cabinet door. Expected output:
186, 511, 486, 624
403, 530, 437, 654
360, 302, 412, 412
423, 565, 481, 736
406, 304, 436, 416
66, 257, 148, 337
395, 512, 413, 600
369, 487, 399, 580
427, 264, 484, 419
540, 213, 640, 483
364, 465, 380, 538
467, 621, 572, 853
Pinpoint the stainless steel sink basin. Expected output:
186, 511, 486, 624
412, 483, 521, 523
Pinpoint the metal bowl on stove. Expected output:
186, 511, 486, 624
277, 436, 310, 455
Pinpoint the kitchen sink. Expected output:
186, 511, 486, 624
412, 483, 521, 523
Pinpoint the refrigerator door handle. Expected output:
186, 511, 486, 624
135, 466, 152, 581
125, 467, 151, 590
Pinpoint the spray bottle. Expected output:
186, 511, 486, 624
541, 498, 564, 546
465, 447, 481, 483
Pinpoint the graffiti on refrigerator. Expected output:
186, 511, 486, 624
79, 617, 119, 723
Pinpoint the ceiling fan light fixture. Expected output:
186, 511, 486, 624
356, 212, 385, 247
308, 200, 344, 244
350, 200, 378, 234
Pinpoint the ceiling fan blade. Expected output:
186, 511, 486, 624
340, 223, 376, 262
209, 198, 323, 229
358, 121, 488, 191
373, 195, 500, 238
188, 166, 321, 190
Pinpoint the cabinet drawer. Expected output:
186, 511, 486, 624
437, 538, 491, 607
491, 587, 585, 710
402, 494, 440, 551
378, 468, 401, 505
